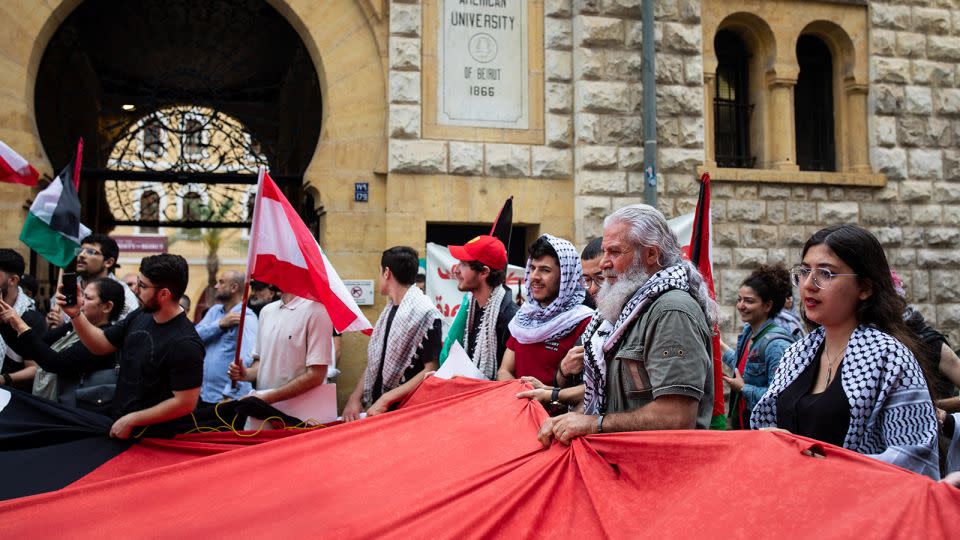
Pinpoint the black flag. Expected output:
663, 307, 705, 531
489, 196, 513, 268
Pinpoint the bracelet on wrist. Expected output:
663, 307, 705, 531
597, 414, 605, 434
550, 386, 560, 402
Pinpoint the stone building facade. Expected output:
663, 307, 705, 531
0, 0, 957, 404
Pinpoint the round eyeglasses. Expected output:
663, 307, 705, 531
790, 266, 857, 290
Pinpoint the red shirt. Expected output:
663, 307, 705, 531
506, 317, 592, 385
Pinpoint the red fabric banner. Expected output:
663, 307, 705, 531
1, 379, 957, 537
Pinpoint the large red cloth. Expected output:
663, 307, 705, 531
1, 378, 957, 537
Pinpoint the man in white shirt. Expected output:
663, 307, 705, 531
229, 291, 332, 405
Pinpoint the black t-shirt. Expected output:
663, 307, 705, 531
776, 344, 851, 447
465, 292, 519, 370
1, 308, 46, 386
372, 305, 442, 401
103, 309, 204, 417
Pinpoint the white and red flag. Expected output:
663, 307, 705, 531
246, 167, 372, 334
0, 140, 40, 187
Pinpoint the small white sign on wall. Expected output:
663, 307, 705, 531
343, 279, 375, 306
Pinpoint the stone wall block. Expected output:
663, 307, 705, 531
928, 36, 960, 63
662, 22, 700, 54
874, 85, 904, 114
714, 224, 739, 247
546, 114, 573, 148
871, 29, 896, 56
900, 181, 933, 202
625, 20, 642, 49
658, 147, 703, 173
949, 149, 960, 181
546, 18, 573, 50
902, 227, 924, 246
908, 149, 943, 179
934, 179, 960, 202
579, 170, 627, 194
808, 187, 828, 201
904, 86, 933, 115
575, 195, 611, 241
767, 248, 790, 266
390, 71, 421, 104
577, 145, 619, 169
873, 57, 911, 84
574, 48, 605, 80
861, 203, 910, 226
576, 81, 632, 113
872, 226, 903, 245
727, 200, 765, 222
575, 113, 601, 144
928, 118, 952, 149
818, 202, 858, 223
911, 204, 942, 225
618, 147, 643, 171
601, 0, 642, 18
546, 50, 573, 82
719, 270, 750, 305
874, 116, 897, 147
912, 7, 951, 34
895, 32, 926, 59
657, 85, 701, 115
908, 270, 929, 303
663, 173, 698, 196
390, 3, 421, 37
598, 115, 642, 145
946, 204, 960, 226
934, 89, 960, 116
872, 147, 908, 179
897, 116, 928, 147
575, 0, 602, 15
734, 248, 768, 268
657, 117, 680, 147
888, 248, 916, 268
605, 50, 643, 81
678, 116, 703, 148
546, 83, 572, 113
766, 200, 785, 223
780, 225, 807, 246
932, 270, 960, 302
577, 16, 624, 47
871, 4, 911, 30
741, 225, 778, 246
389, 104, 421, 139
925, 227, 960, 246
874, 183, 900, 202
389, 140, 447, 174
758, 185, 791, 199
390, 37, 420, 71
485, 144, 531, 177
911, 61, 954, 86
448, 142, 484, 176
919, 249, 960, 268
545, 0, 573, 18
712, 247, 732, 267
532, 147, 573, 178
785, 201, 816, 225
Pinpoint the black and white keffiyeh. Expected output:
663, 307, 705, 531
751, 325, 941, 479
508, 235, 594, 345
363, 286, 440, 406
464, 285, 506, 380
0, 287, 36, 372
582, 265, 690, 415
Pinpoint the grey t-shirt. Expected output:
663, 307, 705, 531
605, 289, 714, 429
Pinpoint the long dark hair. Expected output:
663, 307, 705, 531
90, 277, 126, 322
741, 264, 792, 319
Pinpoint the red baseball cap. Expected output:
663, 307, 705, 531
448, 235, 507, 270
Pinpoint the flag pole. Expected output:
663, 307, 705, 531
232, 166, 266, 383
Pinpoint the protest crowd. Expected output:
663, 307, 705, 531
1, 195, 960, 493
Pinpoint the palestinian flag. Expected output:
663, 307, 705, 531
688, 171, 726, 430
18, 140, 90, 268
0, 140, 39, 187
1, 381, 957, 534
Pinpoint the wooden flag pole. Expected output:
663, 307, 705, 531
231, 166, 266, 387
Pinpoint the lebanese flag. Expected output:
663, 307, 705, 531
687, 172, 725, 428
247, 167, 372, 334
0, 141, 40, 187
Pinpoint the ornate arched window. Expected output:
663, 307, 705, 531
795, 35, 835, 171
714, 30, 753, 168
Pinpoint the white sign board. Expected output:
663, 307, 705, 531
438, 0, 528, 128
343, 279, 375, 306
425, 242, 525, 338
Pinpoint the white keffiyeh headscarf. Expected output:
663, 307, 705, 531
508, 235, 594, 345
464, 285, 506, 380
363, 285, 440, 406
582, 265, 690, 415
0, 287, 36, 372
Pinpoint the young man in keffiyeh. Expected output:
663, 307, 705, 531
0, 249, 45, 391
535, 205, 718, 448
447, 235, 518, 380
342, 247, 442, 421
497, 235, 594, 386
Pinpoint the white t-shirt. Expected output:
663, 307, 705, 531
253, 296, 333, 391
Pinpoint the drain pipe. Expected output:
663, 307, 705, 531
641, 0, 657, 208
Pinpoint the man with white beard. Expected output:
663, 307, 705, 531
536, 205, 717, 447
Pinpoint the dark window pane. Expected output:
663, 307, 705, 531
795, 35, 836, 172
140, 190, 160, 234
714, 30, 753, 168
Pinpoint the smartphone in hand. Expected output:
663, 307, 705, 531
61, 272, 78, 306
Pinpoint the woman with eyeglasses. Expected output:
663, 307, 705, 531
752, 224, 940, 479
719, 264, 796, 429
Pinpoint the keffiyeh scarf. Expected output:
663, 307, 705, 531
582, 265, 690, 415
464, 285, 506, 380
751, 325, 940, 479
0, 287, 36, 372
363, 286, 440, 406
508, 235, 594, 345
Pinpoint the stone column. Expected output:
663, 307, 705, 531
765, 74, 799, 171
843, 81, 871, 174
703, 71, 717, 168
